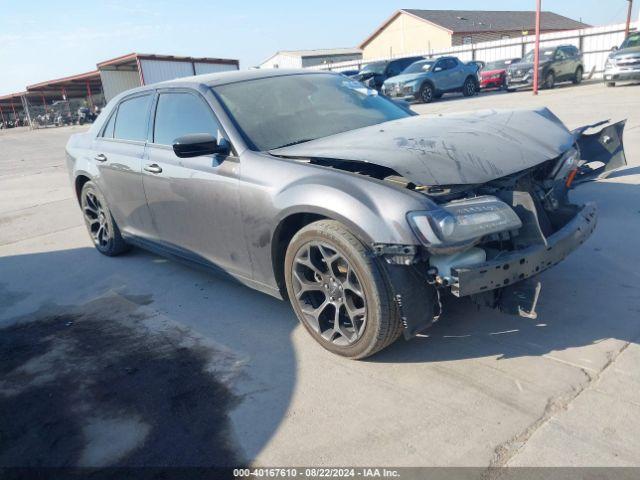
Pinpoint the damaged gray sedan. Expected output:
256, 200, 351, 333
66, 70, 627, 359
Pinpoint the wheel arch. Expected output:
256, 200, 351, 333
420, 79, 436, 93
270, 207, 377, 299
74, 173, 93, 205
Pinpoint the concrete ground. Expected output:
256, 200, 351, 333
1, 82, 639, 469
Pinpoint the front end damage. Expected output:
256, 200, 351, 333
373, 119, 627, 339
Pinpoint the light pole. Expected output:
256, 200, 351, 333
625, 0, 634, 37
533, 0, 542, 95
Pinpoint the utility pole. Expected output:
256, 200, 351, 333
625, 0, 634, 37
533, 0, 542, 95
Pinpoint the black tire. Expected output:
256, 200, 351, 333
606, 81, 616, 88
80, 181, 129, 256
572, 66, 583, 84
284, 220, 402, 359
419, 83, 435, 103
543, 70, 555, 89
462, 77, 477, 97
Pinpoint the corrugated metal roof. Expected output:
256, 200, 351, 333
97, 53, 239, 69
402, 9, 590, 33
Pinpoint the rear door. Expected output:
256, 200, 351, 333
432, 59, 449, 90
446, 58, 465, 88
142, 89, 245, 276
92, 93, 155, 238
553, 48, 570, 80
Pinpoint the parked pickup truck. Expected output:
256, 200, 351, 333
382, 56, 479, 103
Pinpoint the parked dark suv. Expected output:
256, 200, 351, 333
354, 56, 423, 91
66, 69, 626, 359
507, 45, 584, 89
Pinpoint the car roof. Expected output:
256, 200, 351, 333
158, 68, 333, 88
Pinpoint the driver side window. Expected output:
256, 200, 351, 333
153, 92, 221, 146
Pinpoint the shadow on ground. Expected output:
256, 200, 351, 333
0, 294, 245, 470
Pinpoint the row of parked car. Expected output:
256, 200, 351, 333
340, 32, 640, 104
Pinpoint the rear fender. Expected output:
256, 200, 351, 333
573, 119, 627, 183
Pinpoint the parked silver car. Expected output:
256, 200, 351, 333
382, 56, 479, 103
604, 32, 640, 87
66, 70, 626, 359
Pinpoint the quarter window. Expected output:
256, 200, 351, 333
102, 109, 117, 138
113, 94, 152, 142
153, 92, 220, 146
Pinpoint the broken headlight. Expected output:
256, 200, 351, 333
408, 196, 522, 247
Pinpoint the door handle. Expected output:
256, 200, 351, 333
94, 153, 107, 162
144, 163, 163, 174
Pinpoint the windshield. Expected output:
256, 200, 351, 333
485, 59, 518, 70
620, 33, 640, 49
360, 62, 386, 75
402, 60, 434, 74
213, 73, 411, 151
523, 49, 555, 63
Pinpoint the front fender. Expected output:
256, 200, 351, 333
272, 175, 424, 246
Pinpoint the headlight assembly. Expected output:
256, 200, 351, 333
408, 196, 522, 247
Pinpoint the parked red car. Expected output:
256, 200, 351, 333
480, 58, 521, 90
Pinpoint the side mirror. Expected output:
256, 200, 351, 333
611, 46, 618, 52
173, 133, 230, 158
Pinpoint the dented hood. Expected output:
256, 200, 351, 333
270, 108, 575, 186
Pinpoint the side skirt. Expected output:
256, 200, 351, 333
123, 234, 283, 300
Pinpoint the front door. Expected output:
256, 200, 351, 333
142, 89, 246, 277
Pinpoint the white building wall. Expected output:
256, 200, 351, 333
99, 70, 140, 102
140, 59, 194, 84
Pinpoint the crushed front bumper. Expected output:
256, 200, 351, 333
451, 203, 597, 297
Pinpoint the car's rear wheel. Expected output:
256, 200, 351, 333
80, 181, 129, 256
572, 66, 583, 84
284, 220, 402, 359
419, 83, 434, 103
606, 81, 616, 88
544, 71, 555, 89
462, 77, 477, 97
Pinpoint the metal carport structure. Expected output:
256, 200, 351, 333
26, 70, 104, 109
0, 92, 27, 127
97, 53, 239, 102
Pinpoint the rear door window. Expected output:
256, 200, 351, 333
153, 92, 221, 146
113, 94, 152, 142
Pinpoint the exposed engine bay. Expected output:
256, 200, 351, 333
271, 110, 627, 338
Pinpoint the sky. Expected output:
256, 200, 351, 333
1, 0, 638, 94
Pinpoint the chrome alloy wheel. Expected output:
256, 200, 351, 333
82, 190, 110, 249
291, 242, 367, 346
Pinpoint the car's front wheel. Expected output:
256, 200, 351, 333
284, 220, 402, 359
462, 77, 477, 97
572, 66, 583, 84
544, 70, 555, 89
419, 83, 434, 103
80, 181, 129, 256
